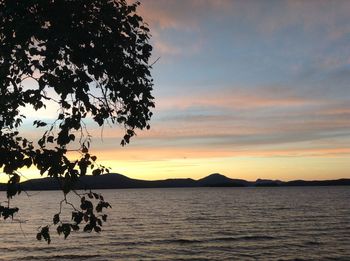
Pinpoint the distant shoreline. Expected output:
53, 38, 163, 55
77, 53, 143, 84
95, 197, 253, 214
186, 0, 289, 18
0, 173, 349, 191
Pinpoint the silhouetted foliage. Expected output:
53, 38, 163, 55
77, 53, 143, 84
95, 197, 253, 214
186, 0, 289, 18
0, 0, 154, 243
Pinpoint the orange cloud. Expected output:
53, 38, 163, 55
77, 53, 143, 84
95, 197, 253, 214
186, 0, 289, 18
90, 143, 350, 162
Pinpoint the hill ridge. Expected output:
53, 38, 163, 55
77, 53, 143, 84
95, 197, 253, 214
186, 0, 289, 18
0, 173, 349, 191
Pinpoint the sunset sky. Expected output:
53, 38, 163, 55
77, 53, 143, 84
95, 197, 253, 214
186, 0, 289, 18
15, 0, 350, 182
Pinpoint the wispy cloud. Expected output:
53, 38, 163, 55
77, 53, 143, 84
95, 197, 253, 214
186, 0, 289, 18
157, 89, 315, 110
90, 139, 350, 161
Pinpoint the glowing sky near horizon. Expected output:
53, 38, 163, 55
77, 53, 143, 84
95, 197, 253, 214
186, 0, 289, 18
10, 0, 350, 182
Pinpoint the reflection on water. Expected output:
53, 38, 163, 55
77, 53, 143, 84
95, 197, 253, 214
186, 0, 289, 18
1, 187, 350, 260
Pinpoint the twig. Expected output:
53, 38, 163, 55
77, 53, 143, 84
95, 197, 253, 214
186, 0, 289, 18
150, 56, 160, 67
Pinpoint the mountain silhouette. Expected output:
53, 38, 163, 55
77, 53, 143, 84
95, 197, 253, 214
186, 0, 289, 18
0, 173, 349, 191
254, 178, 283, 187
198, 173, 249, 187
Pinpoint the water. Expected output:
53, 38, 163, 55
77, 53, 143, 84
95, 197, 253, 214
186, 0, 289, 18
1, 187, 349, 260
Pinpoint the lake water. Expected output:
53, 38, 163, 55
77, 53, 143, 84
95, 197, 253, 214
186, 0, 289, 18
0, 187, 349, 260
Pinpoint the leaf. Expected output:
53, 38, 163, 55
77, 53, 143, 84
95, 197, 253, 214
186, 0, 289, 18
72, 211, 83, 224
94, 226, 101, 233
69, 134, 75, 141
82, 147, 88, 153
62, 224, 71, 239
71, 224, 79, 231
57, 225, 63, 235
40, 226, 51, 244
92, 169, 101, 176
84, 224, 92, 232
53, 213, 60, 225
96, 203, 102, 213
34, 120, 47, 128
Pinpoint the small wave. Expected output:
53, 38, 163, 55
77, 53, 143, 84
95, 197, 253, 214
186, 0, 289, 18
144, 238, 204, 245
278, 258, 309, 261
20, 254, 101, 260
1, 245, 84, 254
274, 207, 292, 210
185, 216, 214, 221
157, 235, 276, 245
213, 235, 276, 242
304, 240, 322, 246
174, 239, 203, 244
241, 235, 276, 241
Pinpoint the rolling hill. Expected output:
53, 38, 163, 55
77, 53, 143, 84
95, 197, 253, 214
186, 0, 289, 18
0, 173, 349, 191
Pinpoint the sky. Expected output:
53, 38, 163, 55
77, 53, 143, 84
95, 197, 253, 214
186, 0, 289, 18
13, 0, 350, 181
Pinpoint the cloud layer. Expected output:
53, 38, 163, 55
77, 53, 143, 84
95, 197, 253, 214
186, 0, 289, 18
16, 0, 350, 181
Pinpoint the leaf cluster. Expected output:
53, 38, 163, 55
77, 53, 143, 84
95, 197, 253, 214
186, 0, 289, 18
0, 0, 153, 242
43, 192, 111, 243
0, 205, 19, 220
